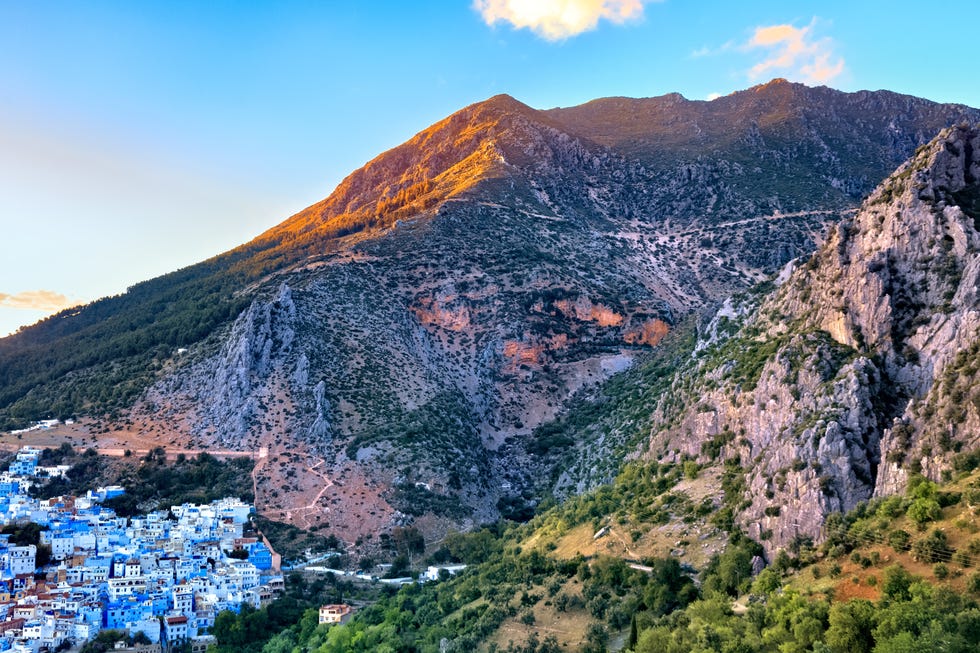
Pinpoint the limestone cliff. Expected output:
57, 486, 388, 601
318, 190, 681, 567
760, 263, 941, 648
647, 124, 980, 552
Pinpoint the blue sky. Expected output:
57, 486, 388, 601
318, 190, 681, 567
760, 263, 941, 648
2, 0, 978, 336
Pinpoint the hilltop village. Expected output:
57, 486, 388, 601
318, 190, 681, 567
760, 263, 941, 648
0, 446, 281, 652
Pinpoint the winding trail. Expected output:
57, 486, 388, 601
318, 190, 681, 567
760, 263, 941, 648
282, 454, 338, 528
664, 208, 856, 237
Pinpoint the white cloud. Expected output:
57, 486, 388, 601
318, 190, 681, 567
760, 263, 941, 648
0, 290, 80, 312
746, 19, 844, 84
706, 92, 722, 101
691, 40, 735, 58
474, 0, 654, 41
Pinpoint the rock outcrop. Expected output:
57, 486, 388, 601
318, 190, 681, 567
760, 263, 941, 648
647, 125, 980, 552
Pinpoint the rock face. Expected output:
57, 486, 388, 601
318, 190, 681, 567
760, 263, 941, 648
648, 125, 980, 552
2, 81, 978, 547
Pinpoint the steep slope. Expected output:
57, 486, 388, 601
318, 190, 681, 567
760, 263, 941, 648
2, 83, 978, 547
647, 124, 980, 551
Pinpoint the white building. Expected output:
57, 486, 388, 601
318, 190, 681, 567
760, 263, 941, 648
318, 604, 352, 624
164, 615, 189, 643
4, 545, 36, 576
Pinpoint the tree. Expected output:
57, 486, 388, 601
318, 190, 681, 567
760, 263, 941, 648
391, 526, 424, 557
825, 599, 875, 653
702, 535, 761, 596
911, 529, 951, 563
358, 556, 375, 572
906, 498, 942, 527
881, 565, 913, 601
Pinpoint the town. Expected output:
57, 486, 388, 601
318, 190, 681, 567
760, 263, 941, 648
0, 446, 282, 652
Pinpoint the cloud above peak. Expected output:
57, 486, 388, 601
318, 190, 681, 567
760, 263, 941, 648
474, 0, 652, 41
746, 20, 845, 84
0, 289, 80, 313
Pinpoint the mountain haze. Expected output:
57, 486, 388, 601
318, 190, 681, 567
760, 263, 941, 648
2, 80, 978, 546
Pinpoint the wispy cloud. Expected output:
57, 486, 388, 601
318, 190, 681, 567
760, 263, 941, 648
474, 0, 655, 41
691, 40, 735, 58
0, 290, 80, 312
745, 19, 845, 84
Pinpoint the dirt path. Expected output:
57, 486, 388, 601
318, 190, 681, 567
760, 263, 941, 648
665, 208, 855, 237
250, 446, 270, 505
246, 446, 285, 571
283, 454, 338, 528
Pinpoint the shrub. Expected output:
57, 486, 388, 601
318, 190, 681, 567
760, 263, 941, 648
683, 461, 699, 479
911, 529, 952, 564
875, 495, 906, 519
967, 537, 980, 556
887, 529, 911, 552
953, 550, 972, 568
826, 600, 875, 653
881, 565, 913, 601
967, 571, 980, 596
906, 498, 943, 527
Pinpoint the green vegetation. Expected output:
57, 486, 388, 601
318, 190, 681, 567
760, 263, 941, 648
80, 630, 154, 653
0, 207, 389, 429
0, 248, 264, 428
1, 521, 53, 567
527, 322, 697, 493
532, 460, 683, 536
205, 451, 980, 653
30, 448, 254, 514
244, 547, 696, 653
210, 571, 387, 653
390, 483, 470, 520
626, 469, 980, 653
252, 515, 344, 565
631, 570, 980, 653
345, 390, 490, 499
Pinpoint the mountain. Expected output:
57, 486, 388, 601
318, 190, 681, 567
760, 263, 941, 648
645, 124, 980, 551
545, 80, 961, 203
1, 80, 978, 546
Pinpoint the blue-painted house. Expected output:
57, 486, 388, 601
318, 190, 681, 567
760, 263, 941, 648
104, 596, 152, 629
248, 543, 273, 571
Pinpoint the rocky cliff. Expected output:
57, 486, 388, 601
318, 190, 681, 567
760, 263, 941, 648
647, 124, 980, 552
2, 82, 979, 548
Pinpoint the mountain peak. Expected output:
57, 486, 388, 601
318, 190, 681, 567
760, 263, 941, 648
642, 120, 980, 552
256, 92, 558, 249
753, 77, 794, 89
476, 93, 536, 114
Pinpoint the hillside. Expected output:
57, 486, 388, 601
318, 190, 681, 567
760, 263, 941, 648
639, 124, 980, 552
219, 455, 980, 653
1, 81, 978, 546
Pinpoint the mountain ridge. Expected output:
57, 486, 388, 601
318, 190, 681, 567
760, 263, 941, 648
3, 81, 980, 549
